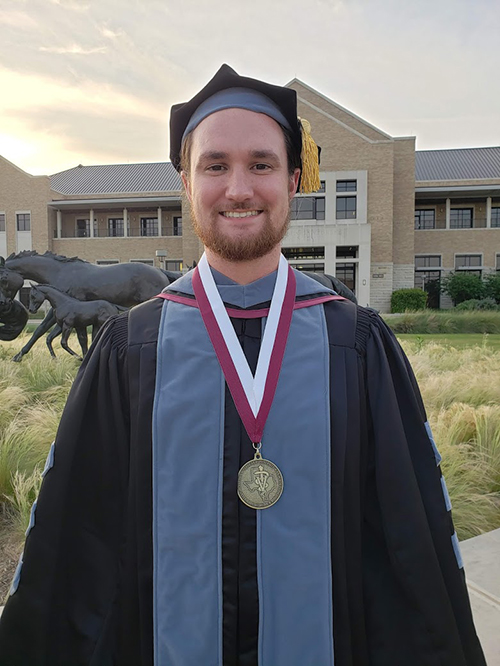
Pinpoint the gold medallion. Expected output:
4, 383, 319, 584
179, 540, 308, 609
237, 454, 284, 510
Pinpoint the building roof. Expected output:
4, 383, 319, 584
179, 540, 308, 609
50, 162, 182, 195
415, 147, 500, 182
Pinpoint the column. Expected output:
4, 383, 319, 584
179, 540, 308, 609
56, 210, 62, 239
158, 207, 162, 237
445, 198, 451, 229
486, 197, 492, 228
89, 208, 95, 238
123, 208, 128, 237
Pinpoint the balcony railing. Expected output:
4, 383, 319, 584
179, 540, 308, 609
415, 217, 492, 230
56, 228, 182, 239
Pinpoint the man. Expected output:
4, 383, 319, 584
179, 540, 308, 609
0, 65, 485, 666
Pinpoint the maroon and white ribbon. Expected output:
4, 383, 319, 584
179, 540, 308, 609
192, 252, 296, 444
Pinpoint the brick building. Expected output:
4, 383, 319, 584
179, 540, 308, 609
1, 78, 499, 312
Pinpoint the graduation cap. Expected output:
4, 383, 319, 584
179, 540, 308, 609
169, 64, 321, 194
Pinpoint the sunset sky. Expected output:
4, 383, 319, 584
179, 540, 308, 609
1, 0, 499, 175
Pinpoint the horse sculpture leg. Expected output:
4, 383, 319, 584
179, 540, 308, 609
46, 324, 62, 358
76, 327, 88, 358
60, 324, 81, 360
12, 309, 57, 362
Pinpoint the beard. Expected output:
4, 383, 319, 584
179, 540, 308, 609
190, 203, 291, 263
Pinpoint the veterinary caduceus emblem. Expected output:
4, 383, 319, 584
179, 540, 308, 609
237, 453, 284, 509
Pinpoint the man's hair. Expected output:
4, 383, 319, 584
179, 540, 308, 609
179, 125, 300, 178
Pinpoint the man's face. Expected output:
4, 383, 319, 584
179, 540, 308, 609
181, 108, 300, 262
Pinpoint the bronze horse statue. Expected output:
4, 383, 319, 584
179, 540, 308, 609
0, 251, 181, 360
29, 284, 124, 359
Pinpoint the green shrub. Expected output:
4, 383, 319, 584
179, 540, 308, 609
455, 298, 499, 311
484, 273, 500, 304
442, 272, 484, 305
385, 310, 500, 334
391, 288, 427, 313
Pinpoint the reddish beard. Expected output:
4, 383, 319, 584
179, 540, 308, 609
190, 204, 291, 262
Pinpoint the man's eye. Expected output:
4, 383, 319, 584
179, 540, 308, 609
253, 163, 271, 171
207, 164, 226, 172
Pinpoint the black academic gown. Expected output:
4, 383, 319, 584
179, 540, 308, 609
0, 294, 486, 666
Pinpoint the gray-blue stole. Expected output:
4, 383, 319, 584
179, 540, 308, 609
152, 268, 335, 666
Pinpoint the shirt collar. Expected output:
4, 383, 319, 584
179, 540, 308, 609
165, 263, 334, 307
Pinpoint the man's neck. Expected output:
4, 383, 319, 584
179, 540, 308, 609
204, 247, 282, 285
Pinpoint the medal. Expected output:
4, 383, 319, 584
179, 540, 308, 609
193, 253, 296, 509
237, 444, 283, 509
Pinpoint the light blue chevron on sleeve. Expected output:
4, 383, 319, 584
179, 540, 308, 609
425, 421, 442, 465
9, 553, 23, 596
41, 441, 55, 477
451, 531, 464, 569
440, 475, 452, 512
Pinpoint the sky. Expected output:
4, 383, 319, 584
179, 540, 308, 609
1, 0, 499, 175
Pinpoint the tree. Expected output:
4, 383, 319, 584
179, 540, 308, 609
441, 272, 484, 306
483, 273, 500, 304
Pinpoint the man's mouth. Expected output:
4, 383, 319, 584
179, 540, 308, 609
220, 210, 262, 218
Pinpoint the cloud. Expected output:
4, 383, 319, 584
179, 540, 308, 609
48, 0, 91, 12
39, 44, 107, 55
0, 9, 38, 29
10, 106, 168, 166
99, 25, 125, 39
0, 66, 164, 122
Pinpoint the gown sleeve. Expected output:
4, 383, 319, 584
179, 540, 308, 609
0, 314, 130, 666
364, 312, 486, 666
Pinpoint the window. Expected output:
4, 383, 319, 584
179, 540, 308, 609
496, 254, 500, 271
290, 197, 325, 220
96, 260, 119, 266
290, 263, 325, 273
450, 208, 473, 229
76, 218, 90, 237
336, 263, 356, 294
336, 180, 357, 192
336, 246, 358, 259
131, 258, 154, 265
282, 247, 325, 260
173, 216, 183, 236
317, 180, 326, 193
165, 260, 182, 271
491, 208, 500, 228
415, 255, 441, 269
108, 218, 124, 237
140, 217, 158, 237
415, 210, 436, 230
336, 196, 356, 220
455, 254, 481, 268
414, 271, 441, 289
0, 213, 5, 231
414, 271, 441, 308
16, 213, 30, 231
455, 254, 482, 277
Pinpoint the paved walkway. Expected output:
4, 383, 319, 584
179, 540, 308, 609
461, 527, 500, 665
1, 529, 498, 663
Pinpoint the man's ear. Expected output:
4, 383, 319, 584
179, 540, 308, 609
181, 171, 192, 204
289, 168, 301, 199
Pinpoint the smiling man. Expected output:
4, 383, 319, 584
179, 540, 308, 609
182, 108, 299, 272
0, 65, 485, 666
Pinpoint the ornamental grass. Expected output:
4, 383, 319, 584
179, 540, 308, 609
386, 310, 500, 334
0, 334, 499, 598
402, 340, 500, 540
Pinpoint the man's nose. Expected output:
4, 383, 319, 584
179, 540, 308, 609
225, 167, 253, 201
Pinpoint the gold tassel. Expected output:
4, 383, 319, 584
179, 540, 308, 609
298, 117, 321, 194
